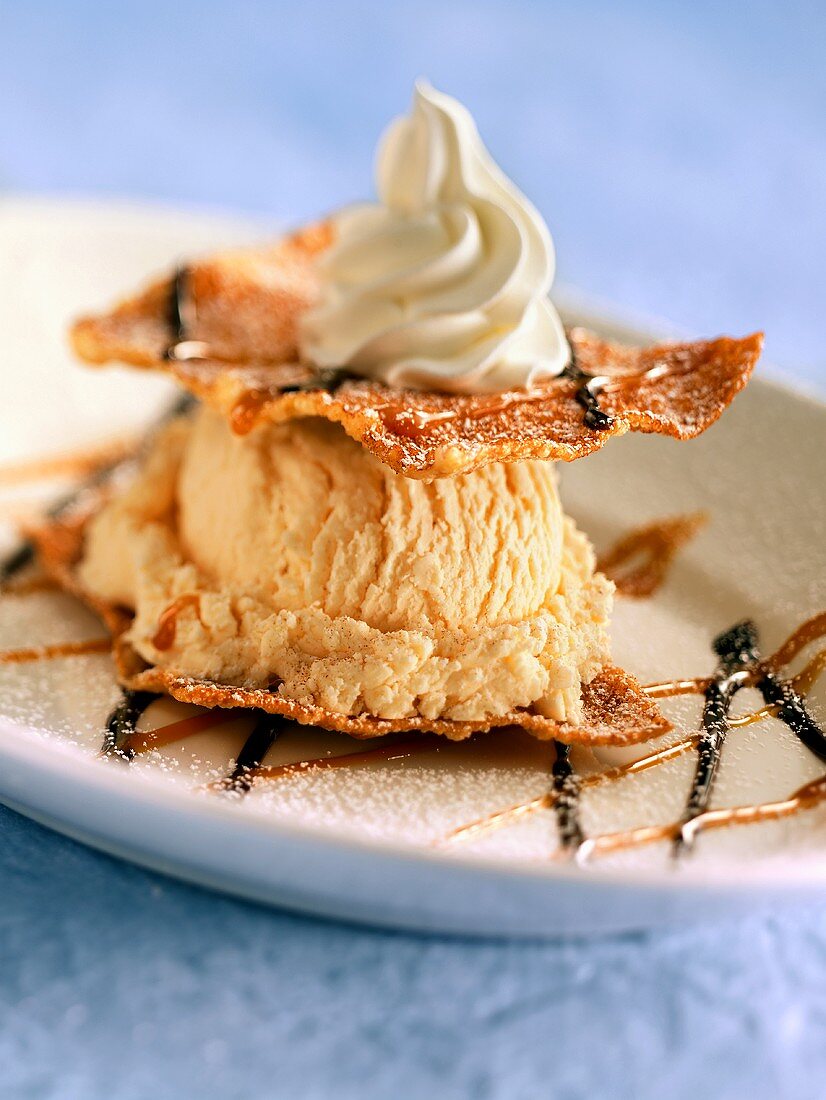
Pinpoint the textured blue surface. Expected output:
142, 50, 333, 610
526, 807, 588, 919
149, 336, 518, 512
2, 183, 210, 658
1, 2, 825, 1097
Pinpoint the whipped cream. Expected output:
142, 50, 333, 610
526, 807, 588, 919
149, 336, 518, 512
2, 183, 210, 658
300, 82, 569, 393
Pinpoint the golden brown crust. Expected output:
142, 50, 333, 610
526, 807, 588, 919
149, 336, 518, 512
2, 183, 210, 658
71, 221, 332, 369
120, 662, 667, 746
72, 328, 764, 480
69, 223, 763, 479
174, 329, 764, 478
28, 511, 669, 747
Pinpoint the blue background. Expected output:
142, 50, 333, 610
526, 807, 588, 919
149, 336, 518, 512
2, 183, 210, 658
1, 2, 825, 1097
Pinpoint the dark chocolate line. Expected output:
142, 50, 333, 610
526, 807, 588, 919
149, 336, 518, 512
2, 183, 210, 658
675, 621, 760, 855
279, 367, 357, 395
163, 266, 350, 393
165, 391, 198, 419
169, 266, 191, 345
551, 741, 585, 850
102, 689, 159, 760
164, 266, 205, 363
756, 671, 826, 764
0, 542, 35, 585
562, 350, 614, 432
220, 712, 284, 796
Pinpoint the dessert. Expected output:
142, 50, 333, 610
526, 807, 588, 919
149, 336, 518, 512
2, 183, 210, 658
42, 83, 764, 745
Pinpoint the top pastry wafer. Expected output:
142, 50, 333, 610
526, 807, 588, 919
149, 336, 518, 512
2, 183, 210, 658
71, 224, 763, 479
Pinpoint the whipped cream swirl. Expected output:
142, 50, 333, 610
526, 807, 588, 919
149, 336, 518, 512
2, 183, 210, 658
300, 82, 569, 393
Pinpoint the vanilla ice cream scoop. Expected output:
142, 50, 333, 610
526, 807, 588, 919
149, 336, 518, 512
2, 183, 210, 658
79, 409, 611, 724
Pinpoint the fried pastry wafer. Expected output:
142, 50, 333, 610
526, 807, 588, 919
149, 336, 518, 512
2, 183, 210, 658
168, 329, 763, 477
70, 232, 763, 479
72, 221, 332, 369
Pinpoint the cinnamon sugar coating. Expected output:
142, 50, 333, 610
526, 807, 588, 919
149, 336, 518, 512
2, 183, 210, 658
70, 225, 763, 479
71, 222, 332, 368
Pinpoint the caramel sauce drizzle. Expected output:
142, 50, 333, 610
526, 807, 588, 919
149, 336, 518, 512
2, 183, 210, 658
151, 594, 201, 651
384, 392, 551, 438
229, 390, 272, 435
0, 439, 138, 489
576, 775, 826, 862
597, 513, 708, 598
642, 623, 826, 703
643, 676, 712, 700
97, 614, 826, 835
2, 572, 824, 855
766, 611, 826, 671
227, 369, 356, 434
0, 637, 111, 664
0, 575, 60, 596
250, 735, 441, 784
124, 708, 240, 755
443, 611, 826, 854
441, 737, 697, 848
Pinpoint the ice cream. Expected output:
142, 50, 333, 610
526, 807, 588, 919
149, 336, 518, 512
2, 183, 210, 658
301, 82, 570, 393
79, 408, 612, 724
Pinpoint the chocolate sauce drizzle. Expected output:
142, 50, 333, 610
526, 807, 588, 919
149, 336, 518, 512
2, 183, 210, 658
164, 263, 351, 394
597, 513, 707, 599
278, 367, 356, 395
561, 349, 614, 432
675, 620, 826, 855
217, 712, 283, 796
164, 265, 215, 367
675, 621, 760, 854
163, 265, 203, 362
102, 689, 159, 760
755, 667, 826, 765
165, 266, 216, 365
168, 266, 191, 345
0, 541, 35, 586
442, 612, 826, 859
551, 741, 585, 849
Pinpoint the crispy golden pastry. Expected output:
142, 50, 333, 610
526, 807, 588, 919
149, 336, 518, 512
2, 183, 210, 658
28, 506, 669, 747
70, 226, 763, 479
72, 222, 332, 369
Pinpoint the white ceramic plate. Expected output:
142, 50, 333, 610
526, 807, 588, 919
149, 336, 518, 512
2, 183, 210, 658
1, 197, 824, 937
